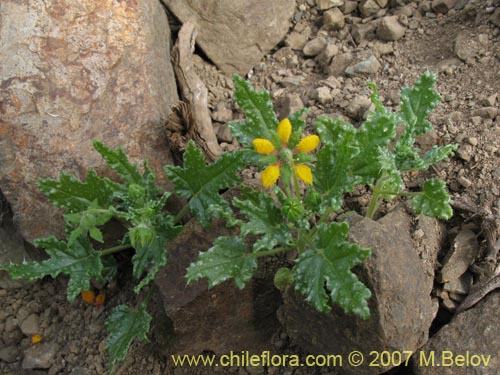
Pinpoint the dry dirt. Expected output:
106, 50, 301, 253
1, 1, 499, 374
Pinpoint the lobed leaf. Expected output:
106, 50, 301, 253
186, 236, 257, 289
93, 141, 143, 185
228, 75, 279, 147
293, 222, 371, 318
38, 170, 118, 213
232, 187, 292, 251
164, 141, 243, 226
105, 303, 152, 366
413, 179, 453, 219
0, 235, 103, 302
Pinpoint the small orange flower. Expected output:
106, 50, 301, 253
31, 334, 42, 345
95, 293, 106, 309
81, 290, 95, 305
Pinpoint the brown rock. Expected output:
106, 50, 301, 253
154, 218, 280, 354
344, 53, 381, 77
163, 0, 295, 75
414, 292, 500, 374
279, 206, 438, 375
22, 343, 59, 369
303, 37, 328, 57
322, 8, 345, 30
0, 0, 178, 243
316, 0, 345, 10
359, 0, 381, 18
328, 52, 355, 76
431, 0, 457, 14
439, 229, 479, 283
377, 16, 406, 41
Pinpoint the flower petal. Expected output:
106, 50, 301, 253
294, 164, 313, 185
277, 118, 292, 144
252, 138, 276, 155
81, 290, 95, 304
296, 135, 320, 153
261, 164, 280, 187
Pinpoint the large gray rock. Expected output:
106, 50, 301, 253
414, 292, 500, 374
279, 206, 439, 374
154, 218, 280, 355
22, 343, 59, 370
0, 0, 178, 243
163, 0, 296, 75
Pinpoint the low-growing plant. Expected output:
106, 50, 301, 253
0, 72, 456, 368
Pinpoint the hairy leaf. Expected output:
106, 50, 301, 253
105, 303, 152, 366
413, 179, 453, 219
132, 215, 181, 293
0, 236, 103, 301
38, 170, 117, 213
65, 205, 113, 245
294, 222, 371, 318
399, 71, 441, 135
233, 187, 292, 251
314, 118, 360, 211
288, 108, 309, 149
93, 141, 143, 185
164, 141, 242, 226
228, 75, 279, 147
186, 236, 257, 289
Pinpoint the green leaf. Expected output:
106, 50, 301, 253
0, 235, 103, 301
413, 179, 453, 219
293, 222, 371, 318
164, 141, 243, 226
352, 112, 398, 182
228, 75, 279, 146
65, 206, 113, 245
186, 236, 257, 289
233, 187, 292, 251
314, 117, 360, 211
93, 140, 143, 185
420, 144, 458, 169
132, 215, 181, 293
38, 169, 118, 213
400, 71, 441, 136
105, 302, 152, 366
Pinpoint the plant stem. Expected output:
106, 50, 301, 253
378, 190, 422, 197
173, 203, 190, 224
99, 244, 132, 256
255, 247, 287, 258
366, 177, 385, 219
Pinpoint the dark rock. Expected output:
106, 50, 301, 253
0, 0, 178, 243
163, 0, 295, 75
351, 22, 378, 44
431, 0, 457, 14
413, 292, 500, 374
279, 206, 437, 374
154, 218, 280, 355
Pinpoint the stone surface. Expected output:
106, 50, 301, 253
22, 343, 59, 369
346, 95, 373, 120
359, 0, 381, 18
163, 0, 296, 75
454, 32, 484, 62
285, 31, 310, 51
377, 16, 406, 41
316, 0, 344, 10
439, 229, 479, 283
0, 0, 178, 244
0, 345, 20, 363
328, 52, 355, 76
154, 216, 280, 355
322, 8, 345, 30
303, 37, 328, 57
345, 53, 381, 76
413, 292, 500, 374
316, 43, 340, 70
431, 0, 457, 14
20, 313, 40, 336
279, 206, 438, 374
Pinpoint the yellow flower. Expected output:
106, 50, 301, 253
261, 164, 280, 187
277, 118, 292, 144
294, 164, 313, 185
252, 117, 320, 187
31, 334, 42, 346
253, 138, 275, 155
81, 290, 95, 304
296, 135, 320, 153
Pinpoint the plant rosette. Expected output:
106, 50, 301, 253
0, 72, 456, 368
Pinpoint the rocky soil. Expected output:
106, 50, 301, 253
1, 0, 499, 374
